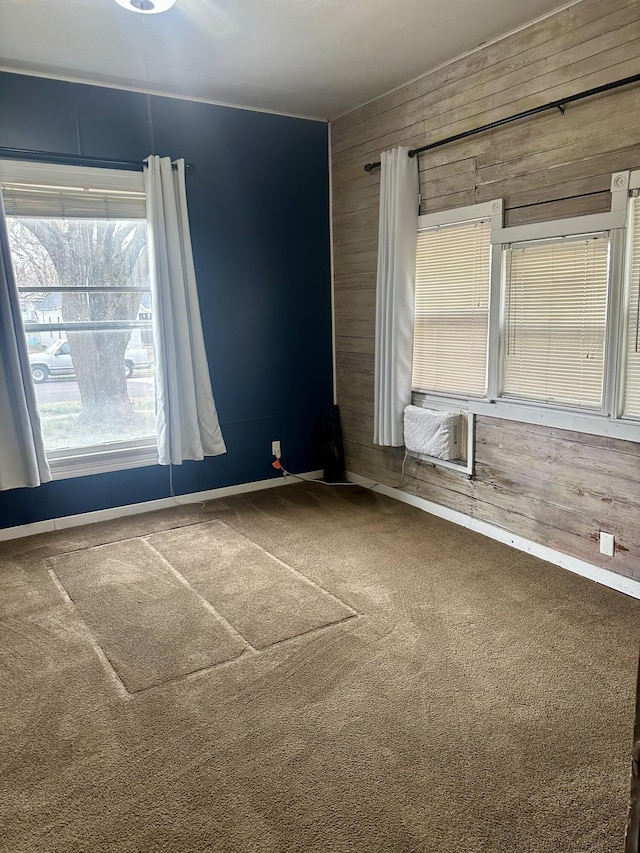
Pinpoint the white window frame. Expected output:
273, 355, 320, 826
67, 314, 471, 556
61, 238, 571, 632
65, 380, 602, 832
2, 159, 159, 480
412, 171, 640, 445
47, 439, 159, 480
411, 200, 502, 474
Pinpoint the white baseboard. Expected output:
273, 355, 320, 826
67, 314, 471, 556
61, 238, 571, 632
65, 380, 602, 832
348, 472, 640, 601
0, 470, 323, 543
5, 468, 638, 602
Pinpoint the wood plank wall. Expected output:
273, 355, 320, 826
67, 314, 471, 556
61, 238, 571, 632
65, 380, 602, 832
331, 0, 640, 582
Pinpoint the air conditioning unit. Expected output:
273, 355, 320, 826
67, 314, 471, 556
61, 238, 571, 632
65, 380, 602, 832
403, 405, 462, 462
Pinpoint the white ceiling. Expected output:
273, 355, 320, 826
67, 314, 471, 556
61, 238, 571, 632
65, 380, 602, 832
0, 0, 575, 120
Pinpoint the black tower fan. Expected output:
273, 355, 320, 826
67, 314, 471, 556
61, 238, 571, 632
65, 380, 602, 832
320, 404, 347, 483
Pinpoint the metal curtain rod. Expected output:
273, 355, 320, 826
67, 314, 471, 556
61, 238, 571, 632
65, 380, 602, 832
0, 147, 192, 171
363, 72, 640, 172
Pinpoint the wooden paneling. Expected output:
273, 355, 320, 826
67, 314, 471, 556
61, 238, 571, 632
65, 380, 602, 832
331, 0, 637, 133
331, 0, 640, 581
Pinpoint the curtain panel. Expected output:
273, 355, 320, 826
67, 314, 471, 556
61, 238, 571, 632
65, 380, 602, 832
0, 191, 51, 490
373, 147, 419, 446
144, 156, 226, 466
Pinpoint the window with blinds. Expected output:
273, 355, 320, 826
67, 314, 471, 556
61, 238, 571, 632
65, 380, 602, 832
2, 159, 155, 464
412, 219, 491, 396
0, 160, 146, 219
623, 197, 640, 418
503, 235, 610, 409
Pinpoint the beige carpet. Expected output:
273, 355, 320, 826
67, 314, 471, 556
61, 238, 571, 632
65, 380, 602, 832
0, 483, 638, 852
47, 521, 355, 693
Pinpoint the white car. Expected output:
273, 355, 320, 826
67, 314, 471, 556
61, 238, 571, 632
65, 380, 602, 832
28, 339, 151, 383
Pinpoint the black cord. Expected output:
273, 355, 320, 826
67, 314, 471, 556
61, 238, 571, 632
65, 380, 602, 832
279, 451, 408, 491
279, 467, 378, 489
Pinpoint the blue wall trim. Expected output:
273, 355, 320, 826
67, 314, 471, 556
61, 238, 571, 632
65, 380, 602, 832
0, 72, 333, 528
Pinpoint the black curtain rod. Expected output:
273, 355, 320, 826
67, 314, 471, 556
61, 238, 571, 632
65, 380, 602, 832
0, 147, 192, 171
363, 72, 640, 173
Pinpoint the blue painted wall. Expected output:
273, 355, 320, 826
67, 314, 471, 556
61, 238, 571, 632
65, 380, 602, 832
0, 72, 333, 528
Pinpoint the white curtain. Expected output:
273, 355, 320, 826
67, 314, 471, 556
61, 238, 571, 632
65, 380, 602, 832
0, 192, 51, 490
144, 156, 226, 465
373, 147, 419, 446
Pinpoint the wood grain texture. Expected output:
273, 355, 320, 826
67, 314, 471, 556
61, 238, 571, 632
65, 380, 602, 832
331, 0, 640, 581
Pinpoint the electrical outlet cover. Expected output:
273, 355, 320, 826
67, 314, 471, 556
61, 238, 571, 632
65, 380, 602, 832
599, 531, 615, 557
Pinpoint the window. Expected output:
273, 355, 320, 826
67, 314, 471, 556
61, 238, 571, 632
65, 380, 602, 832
623, 196, 640, 418
1, 159, 156, 478
503, 235, 609, 409
413, 219, 491, 397
411, 173, 640, 442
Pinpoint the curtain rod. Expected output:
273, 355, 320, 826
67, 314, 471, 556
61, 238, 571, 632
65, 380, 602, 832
0, 147, 192, 171
363, 73, 640, 173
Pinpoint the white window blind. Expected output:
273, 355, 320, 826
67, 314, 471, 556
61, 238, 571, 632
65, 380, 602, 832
503, 235, 610, 409
0, 160, 146, 219
412, 219, 491, 396
623, 197, 640, 418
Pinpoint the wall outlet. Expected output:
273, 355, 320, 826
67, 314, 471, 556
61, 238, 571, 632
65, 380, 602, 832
271, 440, 281, 459
599, 531, 615, 557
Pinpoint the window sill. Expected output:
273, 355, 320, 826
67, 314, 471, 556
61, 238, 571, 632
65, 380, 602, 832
469, 399, 640, 443
47, 440, 159, 480
407, 450, 472, 477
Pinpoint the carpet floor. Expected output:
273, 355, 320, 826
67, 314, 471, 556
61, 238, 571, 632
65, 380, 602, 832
0, 483, 638, 852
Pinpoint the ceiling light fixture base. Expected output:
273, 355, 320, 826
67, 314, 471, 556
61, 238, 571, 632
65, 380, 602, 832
114, 0, 176, 14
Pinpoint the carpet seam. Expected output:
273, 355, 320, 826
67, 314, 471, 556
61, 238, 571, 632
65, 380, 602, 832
42, 513, 362, 700
213, 518, 359, 617
125, 647, 255, 696
39, 512, 227, 560
49, 544, 252, 695
250, 612, 362, 652
139, 538, 258, 653
47, 568, 132, 700
123, 617, 363, 697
